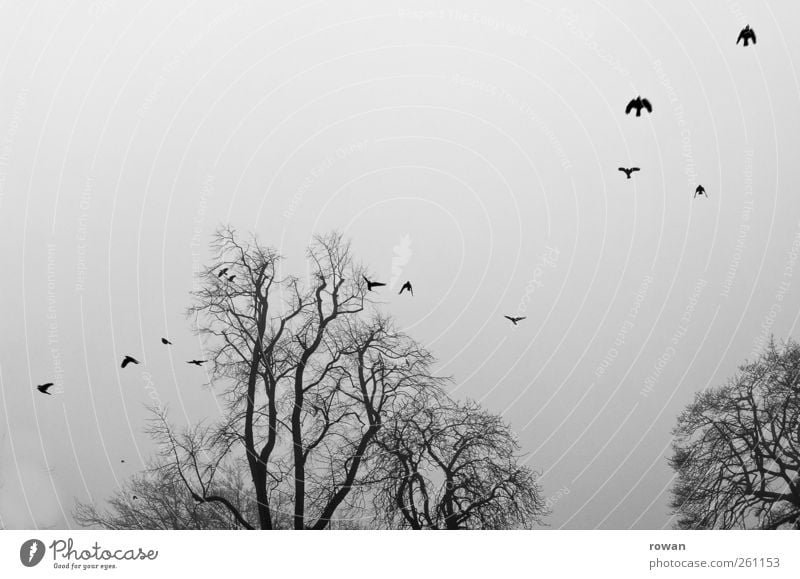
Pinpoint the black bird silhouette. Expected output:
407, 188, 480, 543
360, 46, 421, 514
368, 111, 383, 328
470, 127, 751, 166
121, 355, 139, 368
161, 338, 172, 345
132, 495, 138, 500
504, 316, 526, 326
227, 275, 236, 282
694, 185, 708, 198
363, 276, 386, 291
625, 96, 652, 117
618, 167, 640, 179
36, 383, 54, 395
737, 25, 756, 46
187, 359, 207, 366
217, 267, 229, 278
120, 460, 125, 463
399, 281, 413, 296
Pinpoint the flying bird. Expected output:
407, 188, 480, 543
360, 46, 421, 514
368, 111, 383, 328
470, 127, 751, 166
625, 96, 652, 117
618, 167, 640, 179
363, 276, 386, 291
36, 383, 54, 395
504, 316, 526, 326
694, 185, 708, 198
121, 355, 140, 368
737, 25, 756, 46
217, 268, 229, 278
161, 338, 172, 345
399, 281, 413, 296
120, 460, 125, 463
187, 359, 207, 366
227, 275, 236, 282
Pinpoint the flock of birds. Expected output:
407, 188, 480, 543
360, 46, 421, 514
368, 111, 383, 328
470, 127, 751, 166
618, 92, 708, 200
33, 24, 757, 395
500, 24, 755, 326
364, 275, 414, 295
36, 341, 207, 396
35, 274, 229, 395
34, 271, 409, 396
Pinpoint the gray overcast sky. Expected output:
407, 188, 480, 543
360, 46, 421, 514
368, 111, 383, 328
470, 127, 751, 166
1, 0, 799, 530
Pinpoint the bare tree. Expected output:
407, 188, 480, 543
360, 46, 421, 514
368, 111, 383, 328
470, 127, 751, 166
74, 458, 256, 530
669, 338, 800, 529
76, 228, 546, 530
369, 390, 547, 529
149, 228, 442, 529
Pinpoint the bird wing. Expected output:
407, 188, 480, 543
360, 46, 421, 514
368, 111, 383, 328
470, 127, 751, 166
631, 167, 640, 172
618, 167, 627, 172
625, 100, 635, 114
737, 31, 744, 44
121, 358, 129, 368
751, 30, 756, 43
504, 316, 514, 322
641, 99, 652, 112
372, 281, 386, 287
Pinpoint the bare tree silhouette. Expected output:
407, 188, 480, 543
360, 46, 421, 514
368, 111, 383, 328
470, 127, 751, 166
669, 338, 800, 529
369, 390, 546, 529
150, 228, 446, 529
75, 459, 258, 530
75, 228, 545, 529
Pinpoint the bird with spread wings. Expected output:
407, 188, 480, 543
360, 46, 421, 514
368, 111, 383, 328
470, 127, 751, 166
625, 96, 653, 117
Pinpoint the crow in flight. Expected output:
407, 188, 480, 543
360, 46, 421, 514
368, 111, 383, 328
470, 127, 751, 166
618, 167, 640, 179
217, 268, 229, 278
121, 355, 140, 368
187, 359, 207, 366
36, 383, 54, 395
399, 281, 413, 296
227, 275, 236, 282
737, 25, 756, 46
625, 96, 652, 117
161, 338, 172, 345
694, 185, 708, 198
363, 276, 386, 291
504, 316, 526, 326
